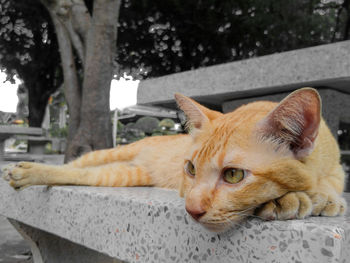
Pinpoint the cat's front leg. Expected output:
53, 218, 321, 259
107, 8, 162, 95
255, 191, 346, 221
308, 191, 346, 217
255, 192, 313, 220
3, 161, 152, 189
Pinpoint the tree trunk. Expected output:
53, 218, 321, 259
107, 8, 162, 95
27, 85, 48, 127
41, 0, 120, 162
18, 70, 53, 127
65, 0, 120, 161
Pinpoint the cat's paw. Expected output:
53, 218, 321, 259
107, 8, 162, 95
309, 192, 346, 216
2, 162, 39, 190
256, 192, 312, 220
2, 163, 15, 181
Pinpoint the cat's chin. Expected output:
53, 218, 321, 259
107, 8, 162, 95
199, 214, 249, 233
200, 221, 241, 233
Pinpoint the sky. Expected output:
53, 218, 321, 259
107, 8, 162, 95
0, 72, 19, 112
110, 77, 139, 110
0, 71, 139, 113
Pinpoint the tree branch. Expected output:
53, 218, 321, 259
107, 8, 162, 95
343, 0, 350, 40
64, 0, 93, 66
41, 0, 90, 67
40, 0, 82, 157
332, 2, 345, 42
64, 19, 86, 66
71, 0, 91, 44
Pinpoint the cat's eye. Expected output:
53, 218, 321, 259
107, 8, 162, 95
185, 161, 196, 177
223, 168, 245, 184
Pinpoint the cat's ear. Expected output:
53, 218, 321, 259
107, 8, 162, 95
174, 93, 222, 129
256, 88, 321, 159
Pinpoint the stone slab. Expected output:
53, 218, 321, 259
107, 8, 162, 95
1, 154, 64, 164
15, 136, 51, 142
0, 178, 349, 263
0, 126, 44, 161
137, 41, 350, 108
0, 126, 43, 139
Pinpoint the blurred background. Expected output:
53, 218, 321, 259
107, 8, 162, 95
0, 0, 349, 175
0, 0, 349, 172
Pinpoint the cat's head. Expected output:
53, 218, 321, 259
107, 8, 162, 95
175, 88, 321, 232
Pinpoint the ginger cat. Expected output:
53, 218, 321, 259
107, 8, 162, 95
2, 88, 346, 232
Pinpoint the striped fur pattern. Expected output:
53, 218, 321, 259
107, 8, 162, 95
3, 88, 346, 232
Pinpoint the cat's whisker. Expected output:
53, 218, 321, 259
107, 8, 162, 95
208, 205, 266, 229
228, 206, 268, 221
247, 214, 266, 220
225, 205, 258, 217
220, 215, 247, 229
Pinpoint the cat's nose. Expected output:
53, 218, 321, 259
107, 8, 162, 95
185, 206, 206, 221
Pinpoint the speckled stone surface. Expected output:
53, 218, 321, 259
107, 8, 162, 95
137, 41, 350, 107
0, 179, 349, 263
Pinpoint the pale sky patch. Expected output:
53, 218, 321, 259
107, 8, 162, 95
0, 71, 20, 113
110, 77, 139, 110
0, 71, 139, 113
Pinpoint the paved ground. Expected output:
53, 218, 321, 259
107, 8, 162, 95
0, 216, 32, 263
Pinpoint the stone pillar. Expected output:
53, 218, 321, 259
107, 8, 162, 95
41, 105, 50, 130
59, 105, 67, 129
0, 134, 10, 162
0, 140, 5, 162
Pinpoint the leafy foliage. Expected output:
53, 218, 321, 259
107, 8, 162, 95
0, 0, 62, 126
158, 118, 175, 129
1, 0, 350, 128
49, 125, 68, 138
134, 116, 159, 134
116, 0, 349, 78
116, 117, 180, 144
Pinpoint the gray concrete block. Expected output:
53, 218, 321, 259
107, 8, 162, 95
0, 216, 32, 262
9, 220, 121, 263
137, 41, 350, 108
0, 179, 350, 263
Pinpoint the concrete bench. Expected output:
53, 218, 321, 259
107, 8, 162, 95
0, 178, 349, 263
15, 135, 51, 155
137, 40, 350, 136
0, 126, 44, 161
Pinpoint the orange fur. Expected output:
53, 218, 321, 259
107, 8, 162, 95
3, 88, 346, 232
